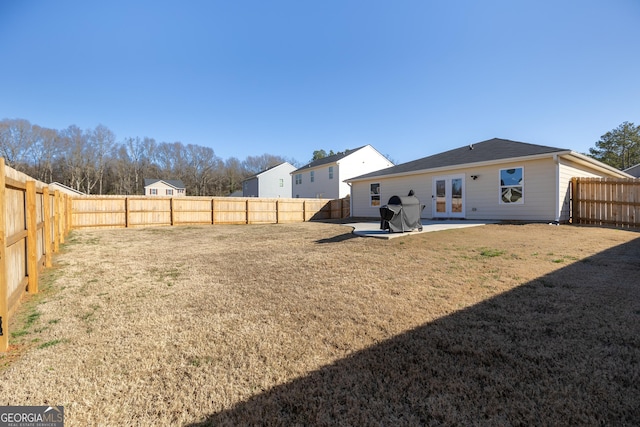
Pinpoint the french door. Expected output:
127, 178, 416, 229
433, 175, 465, 218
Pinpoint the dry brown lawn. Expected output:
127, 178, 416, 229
1, 222, 639, 426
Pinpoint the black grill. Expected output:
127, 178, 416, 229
379, 192, 424, 233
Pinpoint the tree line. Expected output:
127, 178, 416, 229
3, 117, 636, 196
0, 118, 297, 196
588, 121, 640, 171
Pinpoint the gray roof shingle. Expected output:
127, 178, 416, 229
350, 138, 569, 181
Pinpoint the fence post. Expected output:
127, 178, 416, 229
246, 199, 250, 224
170, 198, 174, 226
571, 177, 577, 224
211, 198, 216, 225
66, 195, 72, 233
43, 187, 52, 268
53, 190, 61, 251
26, 181, 38, 294
125, 197, 129, 228
0, 159, 8, 352
276, 200, 280, 224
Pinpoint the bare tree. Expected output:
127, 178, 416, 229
87, 124, 116, 194
59, 125, 89, 191
242, 153, 287, 175
0, 118, 35, 170
30, 125, 63, 183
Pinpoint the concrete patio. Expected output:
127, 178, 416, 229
343, 219, 495, 239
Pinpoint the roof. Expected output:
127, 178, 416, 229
242, 162, 295, 182
293, 146, 367, 173
49, 182, 86, 195
144, 178, 186, 189
348, 138, 569, 181
623, 163, 640, 178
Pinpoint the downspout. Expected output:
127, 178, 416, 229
347, 182, 353, 218
554, 154, 560, 223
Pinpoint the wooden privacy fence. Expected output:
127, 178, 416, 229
72, 195, 350, 229
0, 158, 72, 352
572, 177, 640, 229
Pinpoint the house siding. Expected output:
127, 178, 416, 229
351, 158, 559, 221
558, 158, 601, 221
293, 146, 392, 199
244, 162, 295, 198
145, 181, 186, 196
243, 178, 259, 197
336, 146, 394, 198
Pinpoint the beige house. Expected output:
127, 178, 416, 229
144, 179, 186, 196
346, 138, 632, 223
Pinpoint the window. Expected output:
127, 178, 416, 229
370, 183, 380, 207
177, 189, 185, 194
499, 167, 523, 204
310, 171, 315, 182
279, 178, 284, 187
166, 189, 173, 196
329, 166, 334, 179
295, 174, 302, 185
150, 188, 157, 195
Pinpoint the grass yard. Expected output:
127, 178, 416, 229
1, 222, 639, 426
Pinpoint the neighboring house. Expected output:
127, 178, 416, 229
346, 138, 633, 223
242, 162, 296, 198
49, 182, 86, 196
623, 163, 640, 178
144, 179, 186, 196
292, 145, 393, 199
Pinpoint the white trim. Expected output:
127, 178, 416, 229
432, 174, 465, 218
498, 166, 524, 205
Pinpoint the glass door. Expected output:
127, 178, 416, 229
432, 175, 465, 218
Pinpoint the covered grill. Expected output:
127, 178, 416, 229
379, 191, 424, 233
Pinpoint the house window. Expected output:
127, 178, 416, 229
177, 189, 185, 194
295, 174, 302, 185
329, 166, 334, 179
279, 178, 284, 187
370, 183, 380, 207
499, 167, 524, 204
150, 188, 157, 195
310, 171, 315, 182
166, 189, 174, 196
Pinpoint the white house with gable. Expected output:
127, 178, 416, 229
242, 162, 296, 198
291, 145, 393, 199
144, 179, 186, 196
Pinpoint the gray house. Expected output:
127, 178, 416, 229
347, 138, 632, 223
242, 162, 296, 198
623, 164, 640, 178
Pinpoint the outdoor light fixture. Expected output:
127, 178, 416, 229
471, 175, 479, 180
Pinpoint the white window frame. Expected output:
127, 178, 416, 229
150, 188, 157, 195
295, 174, 302, 185
329, 166, 334, 179
279, 178, 284, 187
310, 171, 315, 182
166, 189, 174, 196
499, 166, 524, 204
370, 183, 381, 207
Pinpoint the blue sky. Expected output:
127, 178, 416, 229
1, 1, 638, 165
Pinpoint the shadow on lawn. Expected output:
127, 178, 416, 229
190, 238, 640, 426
